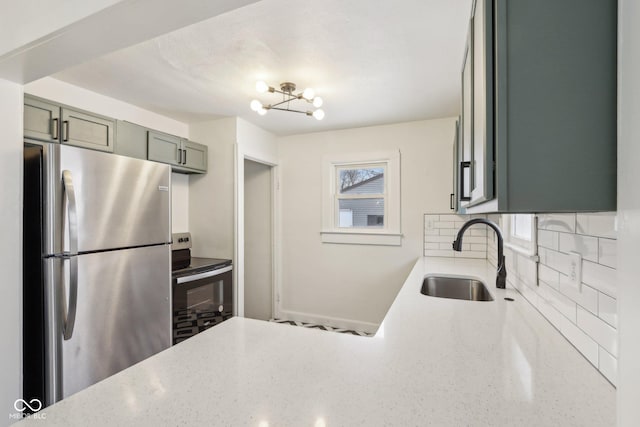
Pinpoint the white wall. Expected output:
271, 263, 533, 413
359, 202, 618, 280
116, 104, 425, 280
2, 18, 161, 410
24, 77, 191, 233
618, 0, 640, 424
24, 77, 188, 136
277, 118, 456, 330
0, 78, 24, 425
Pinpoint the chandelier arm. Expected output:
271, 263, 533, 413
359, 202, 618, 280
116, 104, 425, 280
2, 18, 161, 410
269, 97, 300, 108
269, 107, 310, 114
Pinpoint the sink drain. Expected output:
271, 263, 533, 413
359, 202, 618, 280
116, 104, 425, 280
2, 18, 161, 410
504, 297, 514, 301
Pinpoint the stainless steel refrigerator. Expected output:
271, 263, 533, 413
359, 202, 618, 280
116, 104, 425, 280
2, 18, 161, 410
23, 142, 172, 408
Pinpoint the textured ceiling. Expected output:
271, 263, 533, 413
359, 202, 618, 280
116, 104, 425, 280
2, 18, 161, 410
53, 0, 472, 136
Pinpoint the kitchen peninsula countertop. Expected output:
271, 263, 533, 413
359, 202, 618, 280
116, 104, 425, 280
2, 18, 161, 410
17, 258, 615, 426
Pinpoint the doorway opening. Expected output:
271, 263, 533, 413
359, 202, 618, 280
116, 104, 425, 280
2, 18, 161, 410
243, 159, 274, 321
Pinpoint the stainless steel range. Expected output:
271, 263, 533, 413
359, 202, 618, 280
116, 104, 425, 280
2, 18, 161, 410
171, 233, 233, 345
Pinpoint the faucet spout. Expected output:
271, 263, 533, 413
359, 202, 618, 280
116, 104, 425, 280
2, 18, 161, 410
452, 218, 507, 289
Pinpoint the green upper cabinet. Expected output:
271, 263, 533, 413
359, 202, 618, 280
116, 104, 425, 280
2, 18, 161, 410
24, 95, 115, 153
148, 131, 208, 173
61, 107, 115, 153
460, 0, 617, 213
24, 96, 60, 142
24, 95, 207, 174
115, 121, 148, 160
148, 130, 182, 166
181, 139, 207, 172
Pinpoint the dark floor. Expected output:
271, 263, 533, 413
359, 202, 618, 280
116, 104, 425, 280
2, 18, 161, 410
269, 318, 372, 337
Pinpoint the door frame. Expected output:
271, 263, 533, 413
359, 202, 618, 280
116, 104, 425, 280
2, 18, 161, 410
234, 144, 280, 319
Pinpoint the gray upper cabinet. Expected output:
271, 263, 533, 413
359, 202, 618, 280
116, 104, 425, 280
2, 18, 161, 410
115, 121, 148, 160
24, 95, 115, 153
181, 139, 207, 172
461, 0, 617, 213
24, 96, 60, 142
148, 131, 182, 166
25, 95, 207, 174
61, 108, 115, 153
148, 131, 208, 173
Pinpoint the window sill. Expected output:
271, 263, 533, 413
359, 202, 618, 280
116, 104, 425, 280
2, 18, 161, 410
320, 230, 403, 246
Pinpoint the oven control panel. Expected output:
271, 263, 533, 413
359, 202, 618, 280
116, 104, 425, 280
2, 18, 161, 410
171, 232, 192, 251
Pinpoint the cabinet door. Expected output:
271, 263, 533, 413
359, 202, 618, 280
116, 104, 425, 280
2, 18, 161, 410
115, 121, 148, 160
181, 140, 208, 172
24, 96, 60, 142
459, 26, 473, 205
148, 131, 181, 166
61, 108, 115, 152
470, 0, 494, 205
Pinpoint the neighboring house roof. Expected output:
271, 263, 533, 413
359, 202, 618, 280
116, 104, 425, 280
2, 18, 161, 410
341, 173, 383, 193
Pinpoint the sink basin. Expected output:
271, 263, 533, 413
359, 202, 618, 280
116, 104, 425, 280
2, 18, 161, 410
421, 275, 494, 302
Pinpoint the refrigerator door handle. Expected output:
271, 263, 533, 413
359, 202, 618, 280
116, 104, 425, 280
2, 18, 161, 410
62, 170, 79, 340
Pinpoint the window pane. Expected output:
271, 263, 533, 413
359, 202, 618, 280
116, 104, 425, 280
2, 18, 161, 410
338, 198, 384, 227
512, 214, 533, 241
338, 167, 384, 195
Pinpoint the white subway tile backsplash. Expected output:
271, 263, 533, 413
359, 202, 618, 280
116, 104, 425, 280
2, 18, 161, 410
537, 213, 577, 233
538, 264, 560, 289
558, 276, 599, 315
434, 221, 455, 228
577, 307, 618, 357
438, 228, 458, 236
576, 212, 617, 239
455, 251, 486, 259
540, 247, 572, 276
424, 242, 440, 250
560, 315, 599, 366
536, 295, 564, 331
598, 238, 617, 269
425, 249, 456, 258
598, 347, 618, 386
538, 230, 559, 250
538, 281, 577, 323
598, 293, 618, 328
559, 233, 598, 262
582, 261, 617, 298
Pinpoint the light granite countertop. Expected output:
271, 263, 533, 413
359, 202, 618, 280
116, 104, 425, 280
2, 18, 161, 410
17, 257, 616, 426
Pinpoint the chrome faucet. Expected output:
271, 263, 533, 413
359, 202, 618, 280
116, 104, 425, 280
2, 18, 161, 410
452, 218, 506, 289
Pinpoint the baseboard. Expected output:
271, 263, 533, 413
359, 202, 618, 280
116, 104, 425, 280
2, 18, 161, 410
276, 309, 380, 335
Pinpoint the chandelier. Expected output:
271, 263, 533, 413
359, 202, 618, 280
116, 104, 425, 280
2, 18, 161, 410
250, 81, 325, 120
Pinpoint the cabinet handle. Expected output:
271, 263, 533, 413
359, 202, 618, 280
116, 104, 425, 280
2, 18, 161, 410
460, 161, 471, 201
450, 193, 455, 210
177, 148, 182, 164
52, 118, 59, 140
62, 120, 69, 142
183, 149, 187, 165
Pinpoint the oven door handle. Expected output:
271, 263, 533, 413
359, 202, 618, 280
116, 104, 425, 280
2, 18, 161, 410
176, 265, 233, 284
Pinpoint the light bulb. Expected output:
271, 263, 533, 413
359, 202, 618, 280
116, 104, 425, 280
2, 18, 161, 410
256, 81, 269, 93
313, 97, 323, 108
302, 88, 315, 100
250, 99, 262, 111
312, 109, 325, 120
258, 107, 268, 116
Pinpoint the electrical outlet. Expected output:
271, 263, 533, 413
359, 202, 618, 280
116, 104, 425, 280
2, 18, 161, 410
568, 251, 583, 290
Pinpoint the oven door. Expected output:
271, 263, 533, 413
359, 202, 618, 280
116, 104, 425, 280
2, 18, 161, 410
172, 266, 233, 345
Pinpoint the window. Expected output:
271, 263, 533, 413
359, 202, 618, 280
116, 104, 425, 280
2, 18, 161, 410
502, 214, 537, 255
322, 151, 401, 245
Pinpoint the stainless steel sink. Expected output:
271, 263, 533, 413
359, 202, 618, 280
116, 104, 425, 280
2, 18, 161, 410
421, 275, 494, 301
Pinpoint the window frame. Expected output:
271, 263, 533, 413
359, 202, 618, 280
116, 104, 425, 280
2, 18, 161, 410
502, 213, 537, 256
321, 150, 401, 245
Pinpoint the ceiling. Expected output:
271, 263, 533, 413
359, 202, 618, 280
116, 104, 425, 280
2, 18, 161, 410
52, 0, 472, 136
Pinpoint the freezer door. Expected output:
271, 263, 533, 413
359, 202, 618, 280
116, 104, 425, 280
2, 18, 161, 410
59, 245, 171, 400
48, 144, 171, 254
